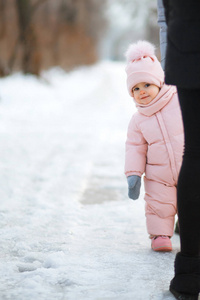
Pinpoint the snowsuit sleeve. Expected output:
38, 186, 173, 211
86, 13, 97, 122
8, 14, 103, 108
125, 114, 148, 177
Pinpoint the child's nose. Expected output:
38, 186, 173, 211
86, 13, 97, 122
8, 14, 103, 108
140, 90, 145, 95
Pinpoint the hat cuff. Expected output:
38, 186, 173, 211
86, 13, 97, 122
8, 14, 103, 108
127, 72, 163, 96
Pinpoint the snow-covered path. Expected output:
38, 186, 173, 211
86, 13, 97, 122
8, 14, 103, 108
0, 62, 179, 299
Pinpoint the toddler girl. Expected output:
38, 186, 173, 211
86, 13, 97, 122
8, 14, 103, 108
124, 41, 184, 251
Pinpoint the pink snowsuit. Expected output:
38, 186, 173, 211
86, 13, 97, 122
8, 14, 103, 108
125, 84, 184, 237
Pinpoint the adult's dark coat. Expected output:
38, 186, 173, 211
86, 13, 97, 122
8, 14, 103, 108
163, 0, 200, 88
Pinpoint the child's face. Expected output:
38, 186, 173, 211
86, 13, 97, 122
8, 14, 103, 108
132, 82, 160, 105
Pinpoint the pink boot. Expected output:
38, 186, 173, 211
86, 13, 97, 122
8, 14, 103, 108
151, 236, 172, 252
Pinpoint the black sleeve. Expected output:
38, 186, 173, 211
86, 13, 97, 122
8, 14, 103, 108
162, 0, 169, 24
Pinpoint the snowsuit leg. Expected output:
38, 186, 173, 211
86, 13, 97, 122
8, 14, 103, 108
144, 177, 176, 237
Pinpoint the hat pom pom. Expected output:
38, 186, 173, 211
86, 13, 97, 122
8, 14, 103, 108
125, 40, 155, 62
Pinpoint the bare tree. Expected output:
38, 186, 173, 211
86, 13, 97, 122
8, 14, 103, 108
0, 0, 107, 76
13, 0, 48, 74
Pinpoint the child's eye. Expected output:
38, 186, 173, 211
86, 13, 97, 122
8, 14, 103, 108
145, 83, 150, 88
133, 87, 139, 91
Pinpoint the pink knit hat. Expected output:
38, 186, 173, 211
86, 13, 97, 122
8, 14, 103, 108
125, 40, 164, 97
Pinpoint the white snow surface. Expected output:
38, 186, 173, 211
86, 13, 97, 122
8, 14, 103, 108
0, 61, 180, 300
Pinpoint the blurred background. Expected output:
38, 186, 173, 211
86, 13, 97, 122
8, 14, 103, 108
0, 0, 159, 77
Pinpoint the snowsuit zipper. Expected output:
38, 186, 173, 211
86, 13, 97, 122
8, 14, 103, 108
156, 111, 178, 184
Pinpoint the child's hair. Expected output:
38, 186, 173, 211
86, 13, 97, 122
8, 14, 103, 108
125, 40, 164, 96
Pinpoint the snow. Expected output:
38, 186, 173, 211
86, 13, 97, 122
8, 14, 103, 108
0, 61, 180, 299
